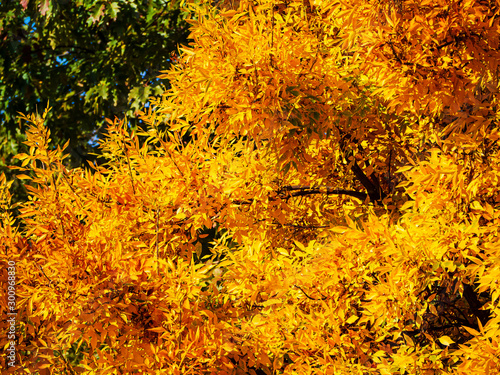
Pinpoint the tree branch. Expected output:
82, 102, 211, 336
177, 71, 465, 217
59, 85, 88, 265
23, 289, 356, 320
294, 284, 327, 301
337, 129, 386, 203
281, 185, 368, 200
349, 162, 385, 201
230, 185, 368, 205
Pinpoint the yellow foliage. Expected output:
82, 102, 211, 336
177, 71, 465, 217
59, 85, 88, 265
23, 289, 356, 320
1, 0, 500, 373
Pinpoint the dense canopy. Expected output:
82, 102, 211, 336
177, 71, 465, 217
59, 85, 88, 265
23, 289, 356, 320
1, 0, 500, 373
0, 0, 189, 201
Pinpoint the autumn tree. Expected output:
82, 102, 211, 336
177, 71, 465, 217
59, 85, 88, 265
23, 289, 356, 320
1, 0, 500, 374
0, 0, 189, 202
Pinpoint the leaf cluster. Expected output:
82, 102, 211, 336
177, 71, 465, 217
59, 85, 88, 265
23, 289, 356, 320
1, 0, 500, 373
0, 0, 190, 202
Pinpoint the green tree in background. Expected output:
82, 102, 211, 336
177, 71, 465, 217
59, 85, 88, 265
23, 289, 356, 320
0, 0, 190, 202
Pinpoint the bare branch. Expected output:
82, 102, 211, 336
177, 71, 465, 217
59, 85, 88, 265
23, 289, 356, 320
282, 185, 368, 200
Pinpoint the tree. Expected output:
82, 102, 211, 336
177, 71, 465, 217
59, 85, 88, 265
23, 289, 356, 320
1, 0, 500, 373
0, 0, 190, 202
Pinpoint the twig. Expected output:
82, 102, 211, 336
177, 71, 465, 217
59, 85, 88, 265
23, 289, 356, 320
36, 263, 54, 286
281, 185, 368, 200
294, 284, 327, 301
155, 207, 160, 276
122, 132, 136, 196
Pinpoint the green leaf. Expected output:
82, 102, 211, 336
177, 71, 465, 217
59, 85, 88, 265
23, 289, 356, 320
107, 2, 120, 19
97, 82, 109, 100
282, 161, 291, 175
146, 1, 155, 23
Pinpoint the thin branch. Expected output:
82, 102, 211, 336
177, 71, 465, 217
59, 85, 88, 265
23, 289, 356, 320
270, 0, 274, 67
276, 223, 328, 229
388, 149, 393, 191
29, 44, 96, 55
155, 207, 160, 276
36, 263, 54, 286
121, 129, 136, 196
436, 299, 471, 325
229, 185, 368, 206
282, 185, 368, 200
294, 284, 327, 301
387, 40, 403, 64
424, 324, 461, 332
160, 138, 184, 178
